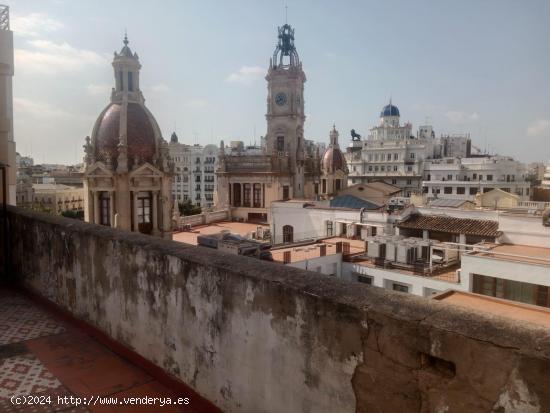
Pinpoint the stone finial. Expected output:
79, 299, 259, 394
83, 136, 93, 165
117, 137, 128, 173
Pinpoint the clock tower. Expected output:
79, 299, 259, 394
265, 23, 307, 198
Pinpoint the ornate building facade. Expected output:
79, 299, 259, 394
82, 36, 173, 238
346, 101, 439, 196
216, 23, 322, 221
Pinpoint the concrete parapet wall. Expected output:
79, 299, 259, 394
175, 209, 230, 229
5, 206, 550, 412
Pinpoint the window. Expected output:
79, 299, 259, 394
282, 185, 289, 200
118, 71, 123, 90
444, 187, 453, 194
410, 153, 415, 159
392, 283, 409, 293
394, 153, 399, 160
381, 165, 385, 171
314, 183, 319, 195
277, 136, 285, 152
136, 192, 152, 234
232, 183, 241, 206
128, 71, 134, 91
368, 165, 373, 172
393, 165, 398, 171
456, 187, 465, 195
472, 274, 550, 308
374, 166, 379, 172
487, 174, 493, 181
335, 179, 341, 191
282, 225, 294, 243
387, 153, 391, 161
501, 188, 510, 193
326, 221, 333, 237
447, 174, 453, 181
406, 179, 412, 185
357, 274, 373, 285
253, 184, 261, 207
391, 179, 397, 185
470, 187, 478, 195
243, 184, 251, 207
100, 192, 110, 226
322, 179, 327, 193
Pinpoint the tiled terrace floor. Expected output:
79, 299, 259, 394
0, 290, 198, 412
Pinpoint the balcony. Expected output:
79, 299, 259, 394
1, 206, 549, 412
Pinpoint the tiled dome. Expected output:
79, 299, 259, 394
322, 147, 347, 173
380, 103, 400, 117
94, 102, 157, 162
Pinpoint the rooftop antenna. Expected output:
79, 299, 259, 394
124, 28, 128, 46
285, 4, 288, 24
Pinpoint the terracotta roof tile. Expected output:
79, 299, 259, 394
397, 214, 501, 237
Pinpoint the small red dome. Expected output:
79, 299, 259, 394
94, 102, 156, 162
322, 147, 346, 173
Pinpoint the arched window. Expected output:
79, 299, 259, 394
283, 225, 294, 243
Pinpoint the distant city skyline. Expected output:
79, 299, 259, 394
12, 0, 550, 164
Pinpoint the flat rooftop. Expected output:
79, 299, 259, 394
351, 257, 460, 283
271, 237, 365, 263
434, 290, 550, 328
0, 290, 198, 412
173, 221, 269, 246
469, 243, 550, 266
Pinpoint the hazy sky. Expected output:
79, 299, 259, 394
11, 0, 550, 164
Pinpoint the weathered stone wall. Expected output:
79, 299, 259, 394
5, 206, 550, 413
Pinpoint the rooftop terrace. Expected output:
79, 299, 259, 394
172, 221, 269, 246
468, 243, 550, 266
0, 290, 202, 412
2, 206, 550, 412
434, 290, 550, 328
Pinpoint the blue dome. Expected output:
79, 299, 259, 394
380, 104, 400, 117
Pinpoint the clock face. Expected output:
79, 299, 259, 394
275, 92, 287, 106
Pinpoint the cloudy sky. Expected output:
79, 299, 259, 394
12, 0, 550, 164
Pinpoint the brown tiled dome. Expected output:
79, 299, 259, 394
322, 147, 346, 173
94, 102, 157, 162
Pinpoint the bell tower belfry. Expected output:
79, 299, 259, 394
265, 23, 307, 198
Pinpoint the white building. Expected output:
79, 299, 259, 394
270, 198, 550, 308
422, 156, 531, 200
168, 133, 218, 209
346, 102, 440, 196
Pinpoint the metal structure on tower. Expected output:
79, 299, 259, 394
272, 24, 300, 68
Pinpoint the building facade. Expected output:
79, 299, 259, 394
82, 36, 173, 238
346, 102, 439, 196
422, 156, 531, 201
169, 133, 218, 209
216, 23, 321, 221
0, 5, 15, 205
